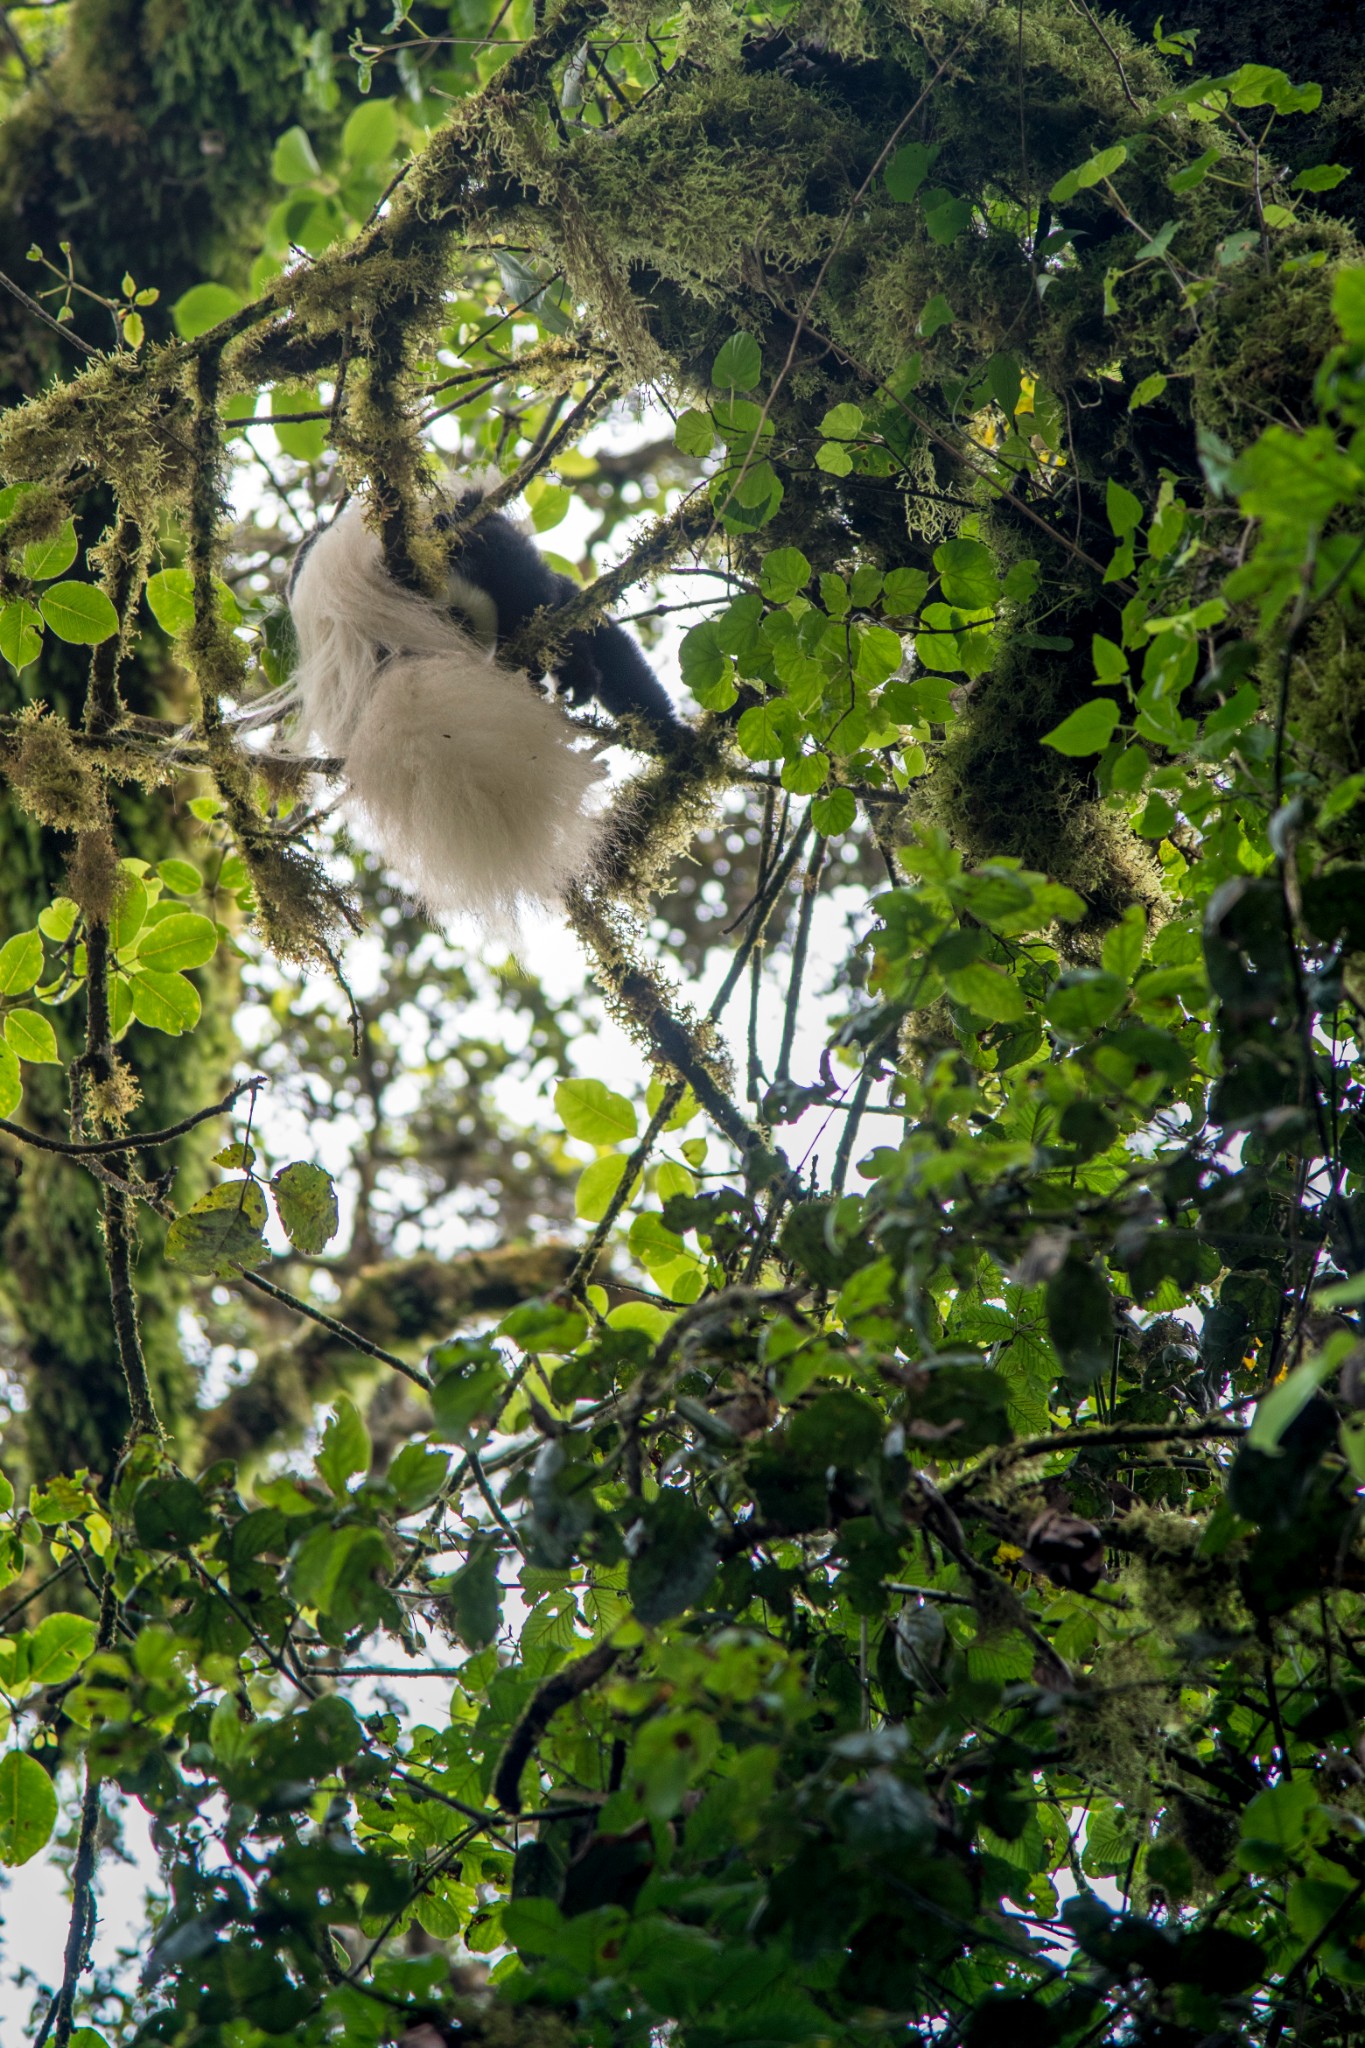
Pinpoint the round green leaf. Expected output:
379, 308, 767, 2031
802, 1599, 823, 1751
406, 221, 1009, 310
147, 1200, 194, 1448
19, 520, 77, 583
272, 1160, 340, 1254
1042, 700, 1122, 756
130, 969, 202, 1035
811, 788, 857, 837
4, 1010, 60, 1065
145, 568, 195, 635
0, 929, 43, 995
145, 568, 238, 635
272, 124, 321, 185
0, 1750, 57, 1866
711, 331, 762, 391
343, 98, 398, 166
674, 408, 715, 457
556, 1076, 637, 1146
172, 282, 243, 340
156, 859, 202, 896
26, 1612, 96, 1687
759, 547, 811, 603
134, 911, 218, 973
736, 700, 800, 762
782, 751, 830, 796
946, 960, 1028, 1023
37, 897, 77, 942
576, 1151, 629, 1222
39, 581, 119, 646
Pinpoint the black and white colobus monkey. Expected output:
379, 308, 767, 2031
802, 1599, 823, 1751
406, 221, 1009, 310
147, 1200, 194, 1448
435, 483, 679, 736
283, 478, 679, 927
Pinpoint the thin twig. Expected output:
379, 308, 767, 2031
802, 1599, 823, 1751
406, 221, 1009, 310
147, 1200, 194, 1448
0, 1076, 263, 1159
1067, 0, 1141, 111
0, 267, 97, 355
234, 1268, 434, 1392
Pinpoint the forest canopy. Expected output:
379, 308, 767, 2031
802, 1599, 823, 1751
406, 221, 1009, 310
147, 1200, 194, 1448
1, 1, 1365, 2044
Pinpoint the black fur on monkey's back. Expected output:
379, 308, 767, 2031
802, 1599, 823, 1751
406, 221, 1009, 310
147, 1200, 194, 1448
437, 486, 679, 739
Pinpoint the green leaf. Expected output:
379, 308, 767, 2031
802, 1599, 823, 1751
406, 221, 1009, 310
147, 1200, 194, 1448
556, 1076, 637, 1145
884, 140, 938, 202
0, 599, 43, 671
1045, 969, 1127, 1041
760, 546, 811, 603
575, 1151, 628, 1222
342, 98, 398, 165
156, 859, 202, 896
444, 1542, 500, 1647
934, 538, 998, 608
782, 750, 829, 794
129, 968, 202, 1035
26, 1612, 96, 1687
291, 1522, 392, 1626
0, 1041, 21, 1119
711, 332, 762, 391
627, 1491, 718, 1626
918, 292, 954, 337
39, 581, 119, 645
946, 959, 1028, 1023
819, 402, 864, 439
272, 384, 327, 463
171, 282, 242, 340
1169, 146, 1220, 194
1292, 162, 1347, 192
883, 567, 929, 616
20, 520, 77, 582
1102, 905, 1147, 984
272, 124, 321, 185
674, 407, 715, 457
922, 190, 972, 243
736, 699, 801, 761
0, 1750, 57, 1866
0, 930, 43, 995
811, 788, 856, 836
1051, 143, 1128, 204
164, 1180, 269, 1276
1226, 62, 1320, 114
272, 1160, 340, 1254
1045, 1257, 1113, 1389
4, 1010, 60, 1065
134, 910, 217, 973
145, 569, 194, 635
1334, 267, 1365, 342
679, 621, 728, 700
430, 1350, 507, 1440
386, 1442, 449, 1513
37, 897, 78, 942
318, 1398, 371, 1495
1106, 478, 1143, 535
1042, 700, 1121, 755
1129, 373, 1168, 410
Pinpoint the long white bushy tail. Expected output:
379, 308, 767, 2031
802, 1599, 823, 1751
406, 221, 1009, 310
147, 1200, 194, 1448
285, 500, 604, 924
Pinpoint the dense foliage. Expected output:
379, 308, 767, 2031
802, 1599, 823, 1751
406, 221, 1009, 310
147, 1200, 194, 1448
3, 1, 1365, 2043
